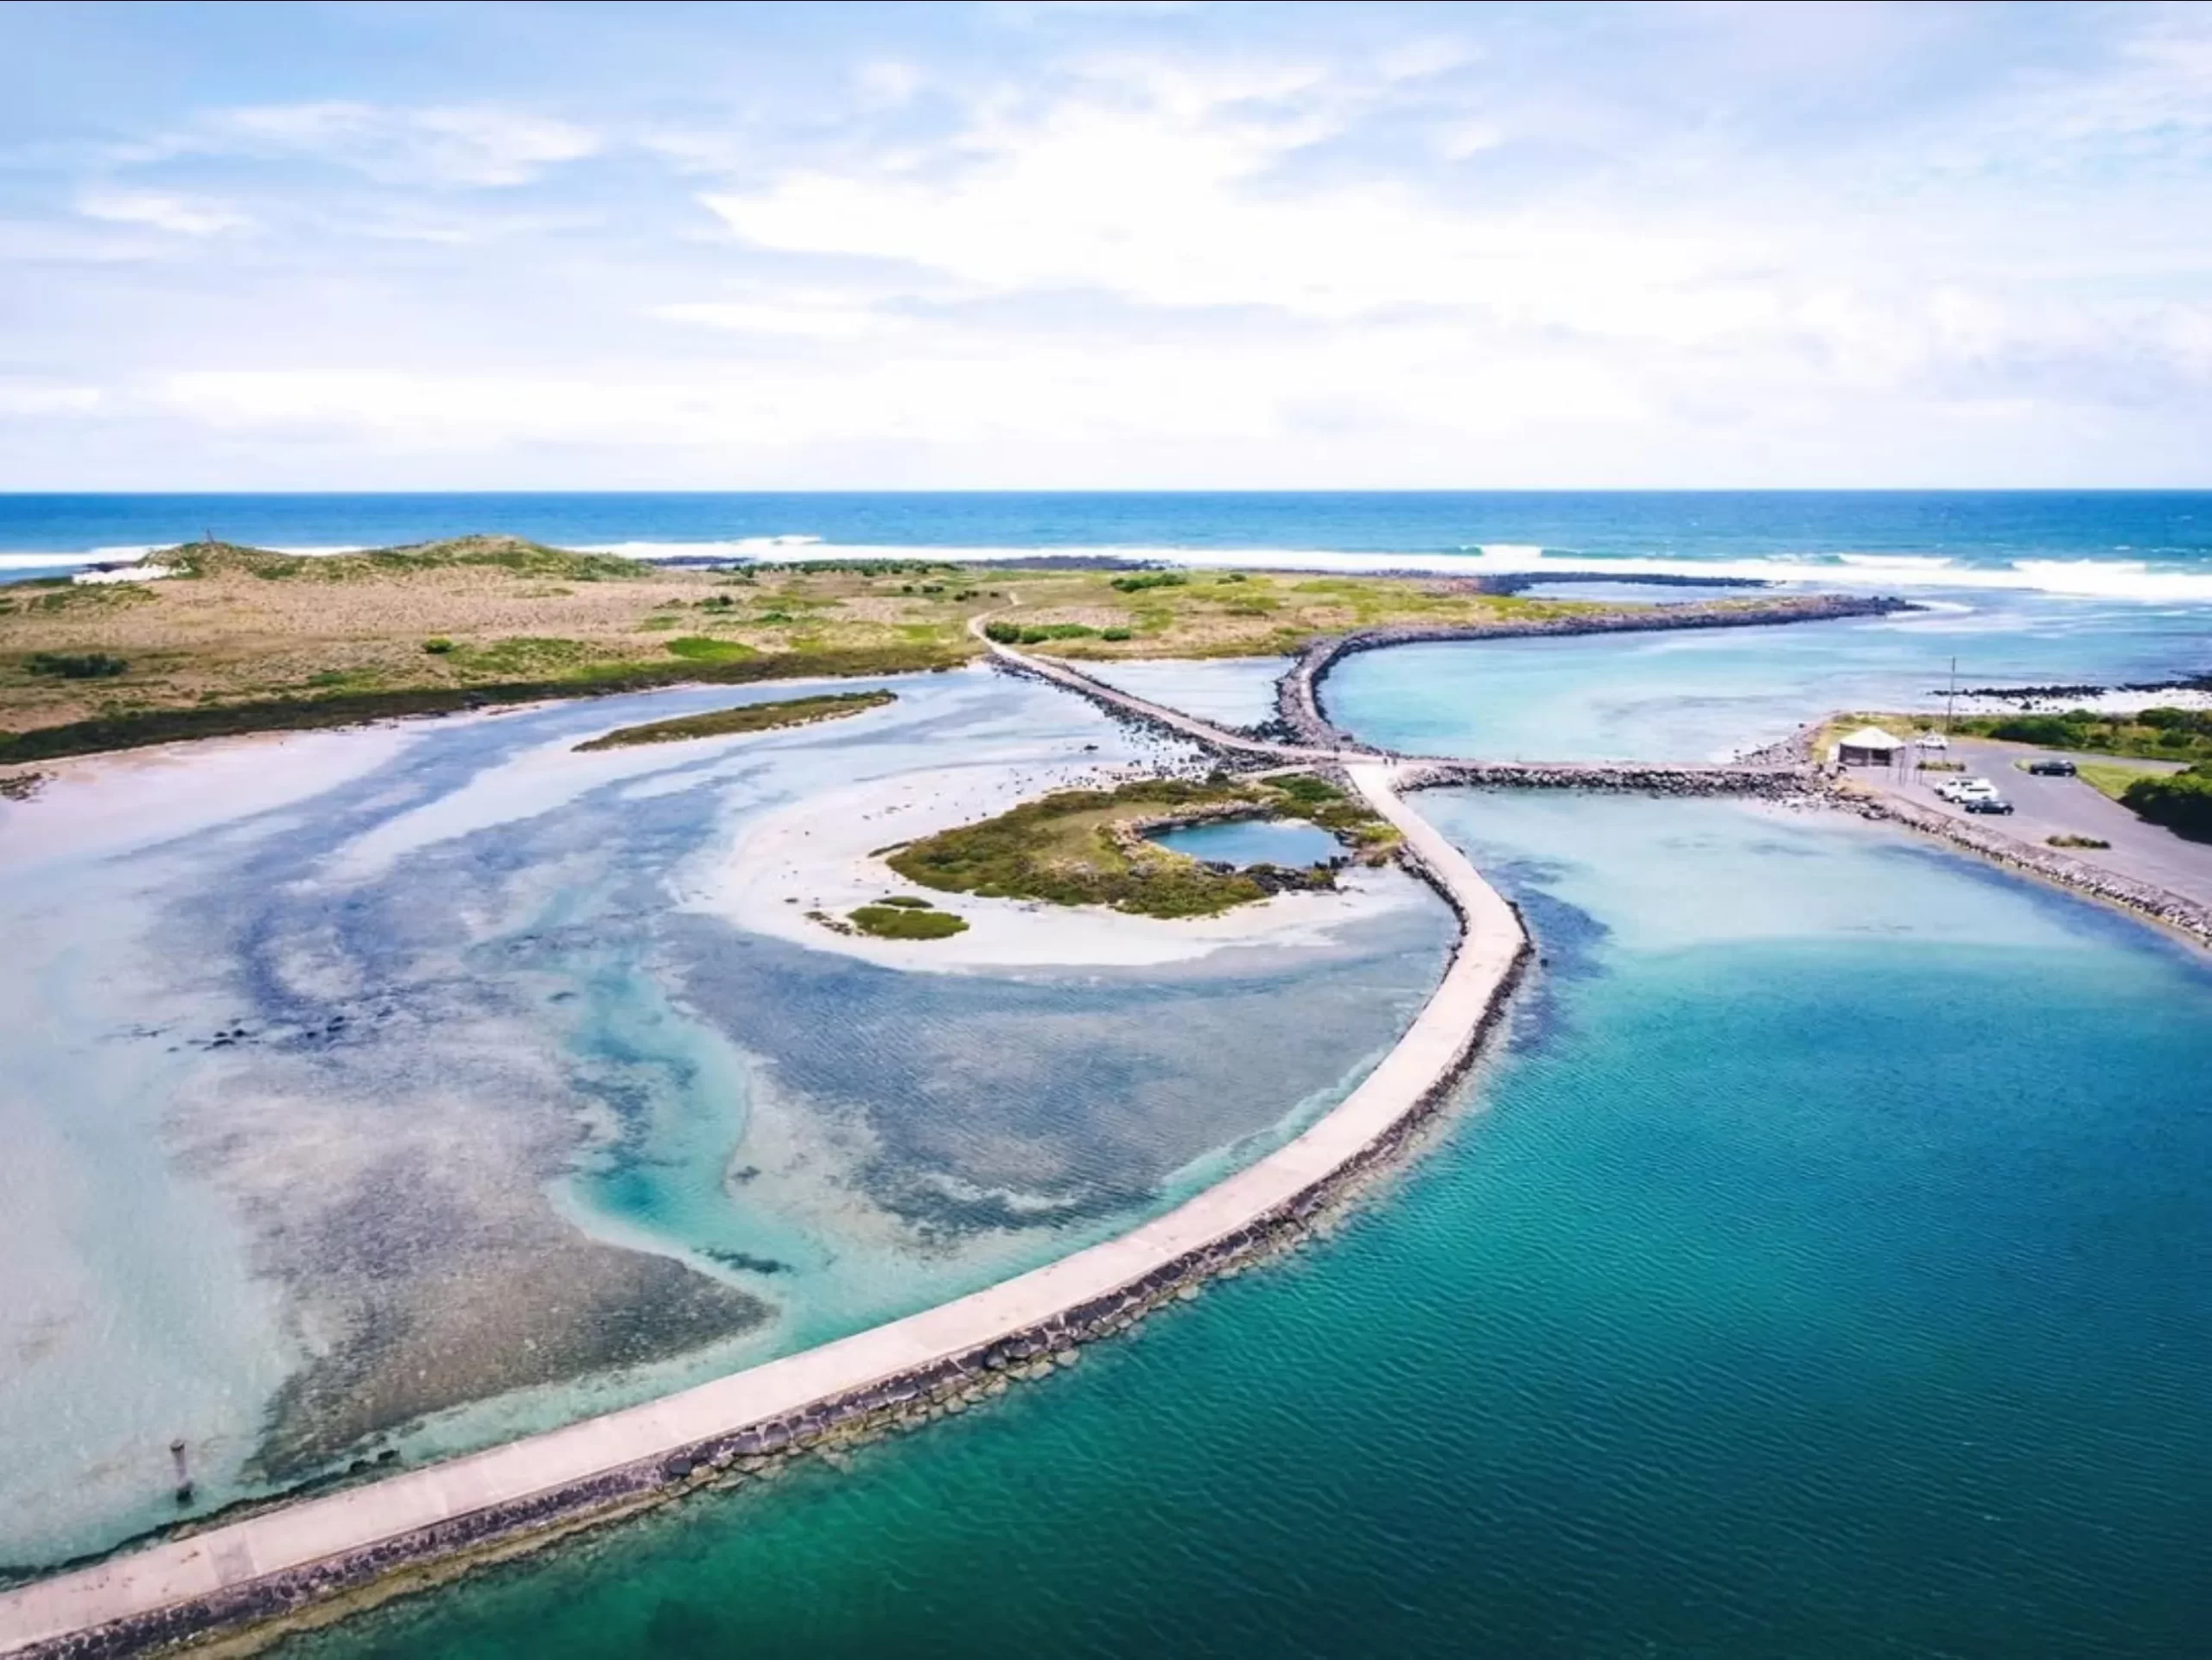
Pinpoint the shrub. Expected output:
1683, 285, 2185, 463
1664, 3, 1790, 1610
848, 904, 969, 939
2120, 764, 2212, 842
1109, 571, 1188, 593
879, 894, 934, 908
25, 652, 128, 678
2047, 834, 2111, 849
1101, 627, 1134, 641
1986, 716, 2083, 746
422, 638, 456, 654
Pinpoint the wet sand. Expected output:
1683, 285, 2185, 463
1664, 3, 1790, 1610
682, 754, 1420, 971
0, 758, 1523, 1657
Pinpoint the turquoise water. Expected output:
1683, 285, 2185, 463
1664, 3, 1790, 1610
0, 670, 1446, 1565
295, 794, 2212, 1659
1148, 817, 1342, 868
1328, 593, 2210, 761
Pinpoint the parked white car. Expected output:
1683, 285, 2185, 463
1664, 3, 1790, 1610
1936, 777, 1999, 803
1914, 733, 1949, 750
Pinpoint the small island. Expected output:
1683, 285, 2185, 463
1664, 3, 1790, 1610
575, 690, 896, 751
847, 896, 971, 938
885, 773, 1401, 919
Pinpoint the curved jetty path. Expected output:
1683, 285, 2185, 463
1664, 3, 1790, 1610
0, 652, 1527, 1658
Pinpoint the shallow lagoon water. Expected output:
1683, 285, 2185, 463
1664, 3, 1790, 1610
0, 669, 1448, 1565
294, 792, 2212, 1660
1075, 655, 1287, 732
1147, 817, 1342, 868
1328, 589, 2211, 760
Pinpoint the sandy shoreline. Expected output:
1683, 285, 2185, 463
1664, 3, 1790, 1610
678, 753, 1419, 971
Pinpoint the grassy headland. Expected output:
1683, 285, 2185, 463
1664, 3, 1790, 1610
885, 773, 1397, 919
0, 535, 1686, 761
574, 690, 895, 752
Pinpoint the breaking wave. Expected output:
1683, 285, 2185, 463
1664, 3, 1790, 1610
6, 537, 2210, 602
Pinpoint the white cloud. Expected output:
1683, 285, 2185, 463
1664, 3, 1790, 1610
0, 381, 103, 416
76, 189, 251, 236
143, 102, 601, 188
11, 2, 2212, 486
650, 295, 916, 339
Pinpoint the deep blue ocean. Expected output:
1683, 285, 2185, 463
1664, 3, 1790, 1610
3, 492, 2212, 602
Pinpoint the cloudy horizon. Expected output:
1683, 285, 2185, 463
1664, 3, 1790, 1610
3, 0, 2209, 491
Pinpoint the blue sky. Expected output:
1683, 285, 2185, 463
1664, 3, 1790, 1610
2, 0, 2209, 489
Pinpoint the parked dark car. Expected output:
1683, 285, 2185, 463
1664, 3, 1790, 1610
1964, 796, 2016, 814
2026, 758, 2077, 776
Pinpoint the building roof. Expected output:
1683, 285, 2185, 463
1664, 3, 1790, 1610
1835, 725, 1907, 751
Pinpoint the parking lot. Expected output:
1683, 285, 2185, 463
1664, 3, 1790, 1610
1854, 736, 2211, 909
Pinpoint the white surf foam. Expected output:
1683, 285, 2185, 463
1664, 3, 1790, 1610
5, 534, 2208, 602
658, 540, 2212, 602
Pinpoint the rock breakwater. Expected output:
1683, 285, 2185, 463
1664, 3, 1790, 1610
1274, 594, 1916, 750
1831, 787, 2212, 949
1400, 760, 1810, 798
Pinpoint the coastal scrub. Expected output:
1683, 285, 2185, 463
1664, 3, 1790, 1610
885, 773, 1397, 919
575, 690, 895, 751
847, 903, 970, 939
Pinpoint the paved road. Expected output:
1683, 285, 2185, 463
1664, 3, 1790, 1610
1857, 738, 2209, 908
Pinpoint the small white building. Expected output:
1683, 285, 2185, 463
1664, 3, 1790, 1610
1832, 725, 1909, 766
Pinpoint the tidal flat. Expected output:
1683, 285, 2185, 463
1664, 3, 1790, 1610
0, 666, 1449, 1569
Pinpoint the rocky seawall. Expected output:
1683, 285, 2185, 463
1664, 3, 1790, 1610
1830, 787, 2212, 949
1274, 594, 1916, 750
1401, 760, 1810, 798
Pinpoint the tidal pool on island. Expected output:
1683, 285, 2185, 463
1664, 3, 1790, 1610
1146, 817, 1343, 868
0, 666, 1450, 1568
290, 791, 2212, 1660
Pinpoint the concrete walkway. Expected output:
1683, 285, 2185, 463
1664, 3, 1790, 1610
0, 722, 1523, 1654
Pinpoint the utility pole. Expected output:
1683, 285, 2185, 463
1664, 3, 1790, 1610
170, 1438, 193, 1506
1944, 655, 1958, 737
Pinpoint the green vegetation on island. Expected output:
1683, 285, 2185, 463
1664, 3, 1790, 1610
574, 690, 895, 752
847, 901, 970, 939
885, 773, 1398, 919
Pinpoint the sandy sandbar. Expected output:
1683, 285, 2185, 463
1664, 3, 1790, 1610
678, 757, 1418, 971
